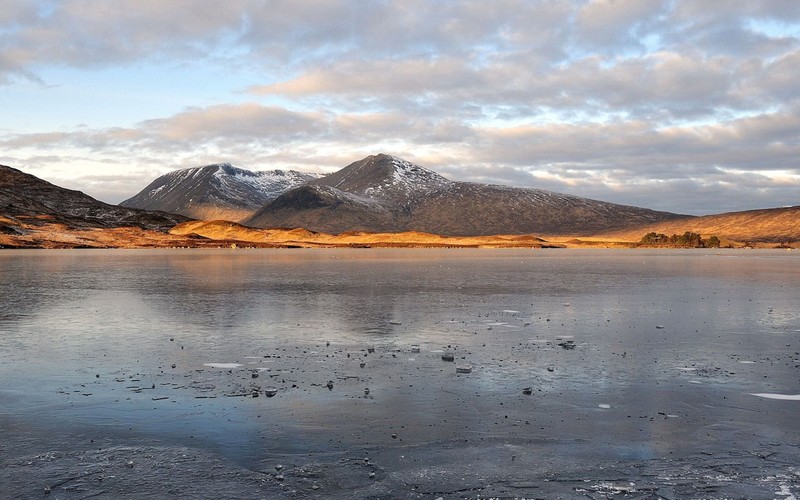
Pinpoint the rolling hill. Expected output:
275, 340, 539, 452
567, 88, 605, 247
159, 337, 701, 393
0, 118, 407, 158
596, 205, 800, 244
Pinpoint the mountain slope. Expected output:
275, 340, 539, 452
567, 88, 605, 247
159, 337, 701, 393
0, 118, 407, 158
245, 154, 687, 236
0, 164, 187, 231
120, 163, 321, 222
597, 205, 800, 243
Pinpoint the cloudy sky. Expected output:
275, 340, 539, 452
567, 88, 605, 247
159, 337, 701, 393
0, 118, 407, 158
1, 0, 798, 214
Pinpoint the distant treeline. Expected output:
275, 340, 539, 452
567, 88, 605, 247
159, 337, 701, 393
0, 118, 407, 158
638, 231, 721, 248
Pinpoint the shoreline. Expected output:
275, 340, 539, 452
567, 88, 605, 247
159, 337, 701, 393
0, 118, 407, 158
1, 219, 796, 250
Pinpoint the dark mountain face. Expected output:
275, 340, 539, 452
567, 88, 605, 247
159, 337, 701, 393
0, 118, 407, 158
0, 164, 187, 231
244, 154, 687, 236
249, 184, 393, 233
120, 163, 321, 222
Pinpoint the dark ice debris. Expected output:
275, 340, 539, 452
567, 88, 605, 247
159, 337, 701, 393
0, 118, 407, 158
558, 340, 576, 350
522, 387, 533, 395
326, 380, 334, 390
441, 352, 455, 362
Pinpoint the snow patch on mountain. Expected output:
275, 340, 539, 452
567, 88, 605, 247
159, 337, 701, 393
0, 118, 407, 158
385, 155, 451, 193
206, 164, 322, 206
328, 154, 452, 201
227, 168, 322, 199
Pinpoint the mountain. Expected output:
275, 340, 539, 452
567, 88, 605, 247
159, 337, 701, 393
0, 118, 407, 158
244, 154, 687, 236
120, 163, 321, 222
2, 162, 796, 249
0, 164, 187, 232
597, 205, 800, 243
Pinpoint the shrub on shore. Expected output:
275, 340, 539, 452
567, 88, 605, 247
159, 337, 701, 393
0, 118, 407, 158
638, 231, 721, 248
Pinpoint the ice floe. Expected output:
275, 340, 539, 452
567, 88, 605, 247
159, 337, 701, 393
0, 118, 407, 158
750, 393, 800, 401
203, 363, 242, 369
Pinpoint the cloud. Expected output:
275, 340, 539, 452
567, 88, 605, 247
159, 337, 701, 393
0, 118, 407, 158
575, 0, 669, 49
2, 97, 797, 213
9, 1, 247, 64
137, 103, 328, 146
251, 45, 797, 125
1, 1, 799, 214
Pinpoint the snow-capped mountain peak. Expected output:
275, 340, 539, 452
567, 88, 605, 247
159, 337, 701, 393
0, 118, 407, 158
314, 153, 451, 199
120, 163, 322, 222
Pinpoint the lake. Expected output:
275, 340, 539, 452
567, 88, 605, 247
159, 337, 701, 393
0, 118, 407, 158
1, 249, 798, 498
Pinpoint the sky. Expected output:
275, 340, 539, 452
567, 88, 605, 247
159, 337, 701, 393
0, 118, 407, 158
1, 0, 798, 215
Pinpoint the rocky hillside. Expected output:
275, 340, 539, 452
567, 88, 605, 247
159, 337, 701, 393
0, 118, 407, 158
120, 163, 321, 222
0, 164, 186, 232
245, 154, 687, 236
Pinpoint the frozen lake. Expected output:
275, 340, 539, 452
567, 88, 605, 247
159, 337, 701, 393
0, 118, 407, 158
1, 249, 799, 498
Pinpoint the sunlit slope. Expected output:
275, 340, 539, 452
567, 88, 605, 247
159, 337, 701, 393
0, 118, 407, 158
170, 220, 554, 248
594, 206, 800, 243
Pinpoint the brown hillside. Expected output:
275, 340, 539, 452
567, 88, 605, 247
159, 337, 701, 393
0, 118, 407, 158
595, 206, 800, 243
170, 220, 555, 248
